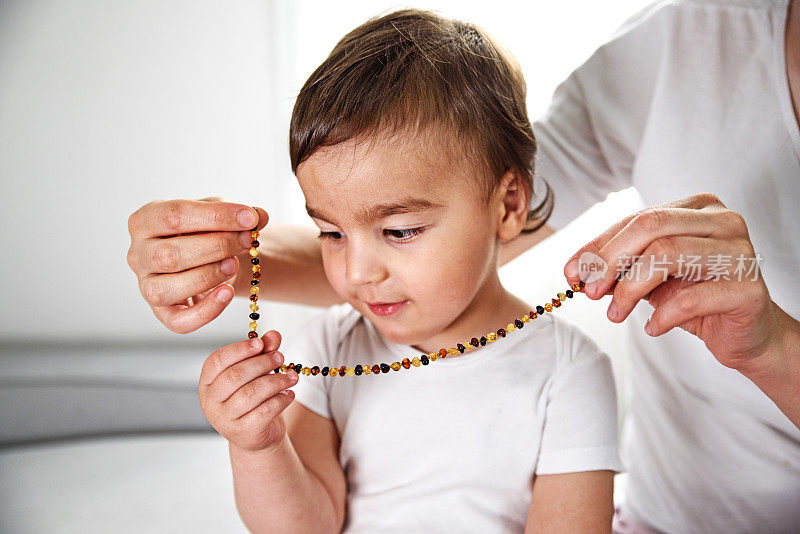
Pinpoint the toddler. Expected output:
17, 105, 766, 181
199, 8, 622, 533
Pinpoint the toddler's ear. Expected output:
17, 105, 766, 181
495, 169, 529, 241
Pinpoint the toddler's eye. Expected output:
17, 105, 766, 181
317, 230, 344, 241
384, 227, 425, 242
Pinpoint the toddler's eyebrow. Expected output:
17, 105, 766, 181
306, 197, 445, 225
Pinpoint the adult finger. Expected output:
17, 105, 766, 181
128, 199, 268, 240
149, 283, 237, 334
563, 193, 727, 296
606, 236, 748, 323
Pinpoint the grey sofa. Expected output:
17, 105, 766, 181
0, 340, 249, 533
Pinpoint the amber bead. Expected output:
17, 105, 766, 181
411, 357, 421, 367
572, 283, 583, 292
249, 313, 260, 320
371, 364, 380, 374
251, 240, 260, 248
401, 358, 410, 369
321, 366, 329, 376
514, 319, 524, 329
480, 336, 487, 346
330, 368, 338, 377
439, 348, 448, 357
536, 305, 545, 315
529, 312, 538, 320
280, 365, 288, 373
380, 363, 390, 373
544, 303, 553, 312
248, 331, 258, 339
294, 364, 302, 373
522, 315, 530, 323
249, 294, 258, 302
363, 365, 371, 375
506, 323, 515, 332
430, 353, 439, 361
250, 303, 259, 312
250, 286, 259, 295
470, 338, 480, 347
457, 343, 465, 353
421, 355, 429, 365
339, 366, 347, 376
249, 248, 259, 257
250, 280, 259, 287
558, 292, 567, 302
250, 257, 259, 265
487, 332, 497, 342
345, 367, 355, 376
552, 298, 561, 308
390, 362, 401, 371
311, 366, 320, 376
566, 289, 574, 298
301, 367, 311, 376
497, 328, 506, 338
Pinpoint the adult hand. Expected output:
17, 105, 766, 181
563, 192, 790, 376
127, 197, 268, 334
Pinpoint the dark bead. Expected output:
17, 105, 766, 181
321, 366, 329, 376
249, 294, 258, 302
354, 365, 363, 375
536, 305, 545, 315
273, 367, 280, 373
249, 313, 260, 320
566, 289, 573, 298
514, 319, 524, 329
470, 337, 480, 347
311, 366, 320, 376
421, 355, 429, 365
253, 271, 261, 279
250, 258, 259, 265
497, 328, 506, 338
250, 279, 259, 286
339, 366, 347, 376
248, 331, 258, 339
380, 363, 390, 373
294, 364, 302, 373
401, 358, 411, 369
480, 336, 487, 346
371, 364, 381, 374
528, 311, 536, 319
251, 240, 260, 247
439, 348, 448, 356
457, 343, 465, 353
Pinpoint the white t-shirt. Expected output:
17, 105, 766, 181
286, 302, 623, 533
532, 0, 800, 532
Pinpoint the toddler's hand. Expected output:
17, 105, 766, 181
198, 330, 299, 453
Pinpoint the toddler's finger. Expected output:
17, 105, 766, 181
228, 371, 299, 420
234, 385, 296, 426
261, 330, 282, 352
213, 351, 285, 404
199, 336, 264, 388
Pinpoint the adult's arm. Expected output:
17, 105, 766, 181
563, 192, 800, 429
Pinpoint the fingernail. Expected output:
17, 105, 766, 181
238, 209, 257, 228
221, 257, 237, 275
273, 352, 283, 366
607, 303, 618, 321
251, 338, 262, 351
565, 259, 578, 278
216, 287, 233, 303
644, 319, 654, 336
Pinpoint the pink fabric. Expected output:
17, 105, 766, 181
612, 506, 661, 534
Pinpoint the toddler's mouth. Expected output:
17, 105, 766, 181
366, 300, 408, 316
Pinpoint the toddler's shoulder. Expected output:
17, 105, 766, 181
529, 313, 610, 372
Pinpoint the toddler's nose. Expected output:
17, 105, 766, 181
345, 243, 389, 286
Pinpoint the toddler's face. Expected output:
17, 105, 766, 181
296, 130, 502, 349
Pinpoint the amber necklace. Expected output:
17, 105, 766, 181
245, 220, 584, 378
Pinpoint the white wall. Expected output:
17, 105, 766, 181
0, 0, 650, 409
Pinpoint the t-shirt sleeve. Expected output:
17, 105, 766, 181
532, 0, 670, 230
535, 321, 624, 475
281, 303, 354, 420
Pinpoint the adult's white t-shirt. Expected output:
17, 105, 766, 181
286, 303, 623, 533
532, 0, 800, 531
